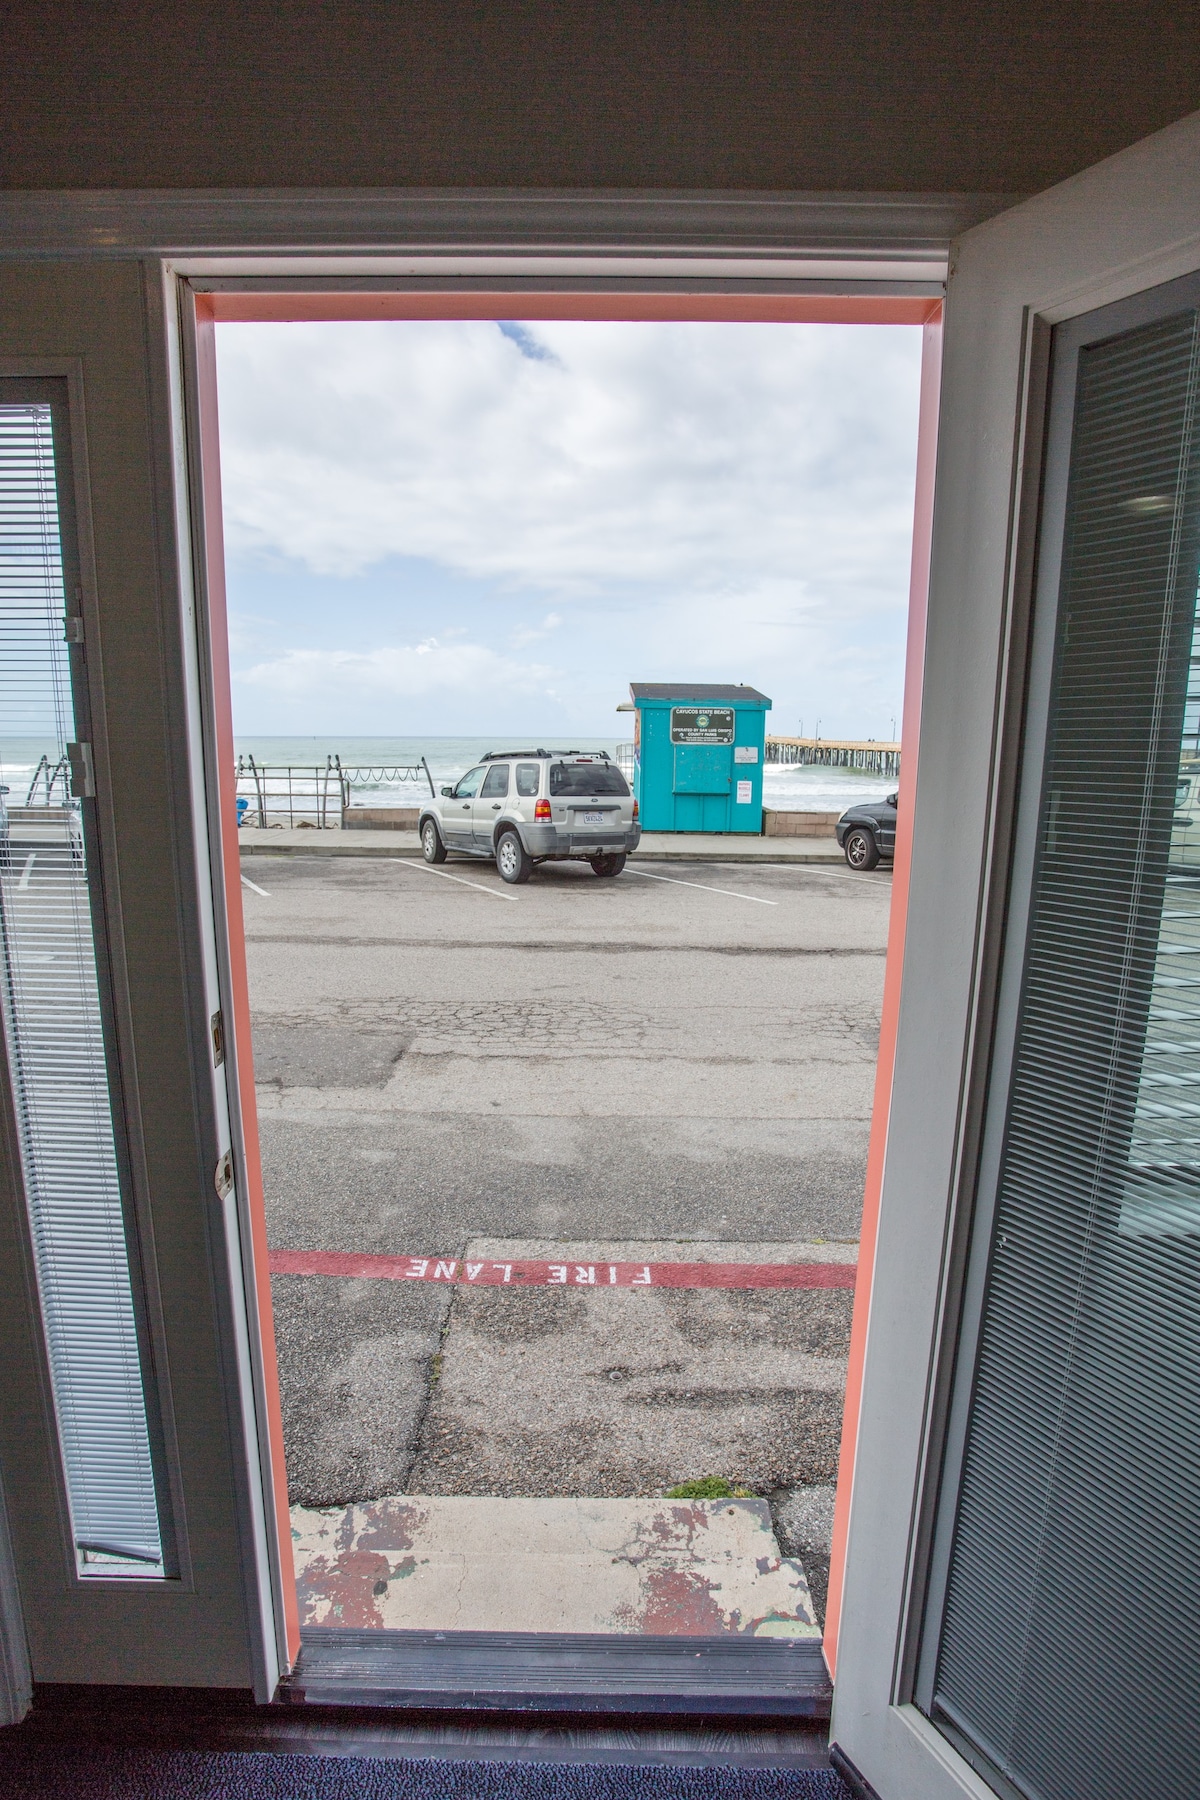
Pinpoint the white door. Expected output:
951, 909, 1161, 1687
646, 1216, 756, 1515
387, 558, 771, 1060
831, 111, 1200, 1798
0, 268, 292, 1709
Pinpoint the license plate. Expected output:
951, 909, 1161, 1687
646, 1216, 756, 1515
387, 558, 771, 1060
580, 811, 605, 826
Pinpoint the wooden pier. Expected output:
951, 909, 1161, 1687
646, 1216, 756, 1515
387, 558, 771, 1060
765, 736, 901, 777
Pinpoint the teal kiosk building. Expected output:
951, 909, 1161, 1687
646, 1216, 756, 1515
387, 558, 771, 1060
629, 683, 772, 833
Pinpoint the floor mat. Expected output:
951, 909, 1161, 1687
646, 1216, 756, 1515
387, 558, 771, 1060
0, 1746, 852, 1799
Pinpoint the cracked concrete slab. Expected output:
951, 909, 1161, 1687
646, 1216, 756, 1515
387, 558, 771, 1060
271, 1273, 452, 1507
290, 1494, 821, 1637
406, 1244, 852, 1500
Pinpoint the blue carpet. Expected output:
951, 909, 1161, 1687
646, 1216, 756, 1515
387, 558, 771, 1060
0, 1748, 851, 1798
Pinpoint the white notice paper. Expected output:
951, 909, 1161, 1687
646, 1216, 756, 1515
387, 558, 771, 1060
734, 745, 759, 763
736, 779, 753, 805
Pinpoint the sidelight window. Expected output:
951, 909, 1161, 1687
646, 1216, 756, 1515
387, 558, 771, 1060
0, 392, 167, 1578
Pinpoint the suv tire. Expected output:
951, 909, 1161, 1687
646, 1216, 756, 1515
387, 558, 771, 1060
844, 826, 880, 871
496, 829, 533, 884
590, 854, 626, 877
421, 818, 448, 863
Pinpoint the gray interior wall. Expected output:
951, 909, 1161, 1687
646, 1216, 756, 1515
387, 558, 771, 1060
0, 263, 257, 1688
4, 2, 1200, 197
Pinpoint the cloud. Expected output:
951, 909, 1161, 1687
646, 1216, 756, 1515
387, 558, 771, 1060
509, 609, 564, 648
216, 319, 922, 736
215, 319, 919, 601
240, 637, 559, 708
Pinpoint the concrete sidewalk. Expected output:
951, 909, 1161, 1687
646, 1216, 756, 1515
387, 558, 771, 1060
290, 1494, 821, 1637
238, 827, 847, 863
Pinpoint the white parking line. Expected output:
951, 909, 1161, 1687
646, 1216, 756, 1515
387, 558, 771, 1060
393, 859, 519, 901
241, 873, 271, 897
625, 869, 776, 906
18, 854, 35, 891
796, 865, 893, 890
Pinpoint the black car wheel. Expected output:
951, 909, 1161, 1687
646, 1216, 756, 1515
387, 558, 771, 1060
421, 818, 447, 863
844, 826, 880, 871
496, 829, 533, 884
590, 854, 626, 877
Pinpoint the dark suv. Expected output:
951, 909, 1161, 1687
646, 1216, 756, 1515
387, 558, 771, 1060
835, 792, 898, 870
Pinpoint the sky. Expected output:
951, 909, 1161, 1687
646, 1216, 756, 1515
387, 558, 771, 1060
215, 318, 922, 740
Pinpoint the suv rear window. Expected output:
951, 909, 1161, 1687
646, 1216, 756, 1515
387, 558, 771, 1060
549, 762, 629, 797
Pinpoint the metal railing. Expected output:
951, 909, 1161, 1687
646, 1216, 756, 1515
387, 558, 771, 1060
24, 753, 71, 805
335, 756, 436, 806
615, 742, 635, 786
236, 757, 342, 828
235, 755, 436, 827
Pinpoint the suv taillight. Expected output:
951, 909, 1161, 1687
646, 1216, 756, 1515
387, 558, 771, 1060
633, 799, 639, 822
535, 799, 552, 821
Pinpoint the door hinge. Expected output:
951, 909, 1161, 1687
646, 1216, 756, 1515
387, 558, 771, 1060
64, 615, 85, 646
215, 1151, 234, 1199
210, 1008, 225, 1066
66, 741, 95, 799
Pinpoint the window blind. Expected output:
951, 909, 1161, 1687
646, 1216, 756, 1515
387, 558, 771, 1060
925, 309, 1200, 1797
0, 400, 164, 1576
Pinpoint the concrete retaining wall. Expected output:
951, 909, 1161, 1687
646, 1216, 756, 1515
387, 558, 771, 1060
342, 806, 421, 830
763, 810, 840, 838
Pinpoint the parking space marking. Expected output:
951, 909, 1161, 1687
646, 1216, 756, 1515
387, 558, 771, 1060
394, 859, 519, 901
17, 854, 35, 891
795, 866, 893, 890
241, 873, 271, 897
625, 868, 776, 906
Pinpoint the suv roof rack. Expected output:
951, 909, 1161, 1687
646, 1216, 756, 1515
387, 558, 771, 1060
480, 748, 551, 761
480, 748, 611, 761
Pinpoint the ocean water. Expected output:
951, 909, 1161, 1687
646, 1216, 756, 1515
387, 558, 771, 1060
234, 736, 623, 803
1, 735, 897, 814
0, 740, 71, 803
235, 737, 897, 812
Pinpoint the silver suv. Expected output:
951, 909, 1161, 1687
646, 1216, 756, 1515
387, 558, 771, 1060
418, 750, 641, 884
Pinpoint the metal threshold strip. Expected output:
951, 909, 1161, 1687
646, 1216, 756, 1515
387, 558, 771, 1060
282, 1627, 832, 1718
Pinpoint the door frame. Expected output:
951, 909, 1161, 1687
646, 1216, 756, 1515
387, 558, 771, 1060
829, 107, 1200, 1800
0, 183, 968, 1717
175, 270, 942, 1695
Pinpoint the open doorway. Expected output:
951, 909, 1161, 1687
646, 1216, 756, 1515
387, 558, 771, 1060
194, 292, 936, 1657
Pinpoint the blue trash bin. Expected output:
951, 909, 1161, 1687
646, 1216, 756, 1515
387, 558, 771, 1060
628, 683, 771, 833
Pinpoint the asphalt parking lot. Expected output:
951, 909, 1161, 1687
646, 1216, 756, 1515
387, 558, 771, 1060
243, 851, 892, 1618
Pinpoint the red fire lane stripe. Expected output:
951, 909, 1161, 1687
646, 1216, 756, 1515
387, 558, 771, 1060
268, 1249, 856, 1290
